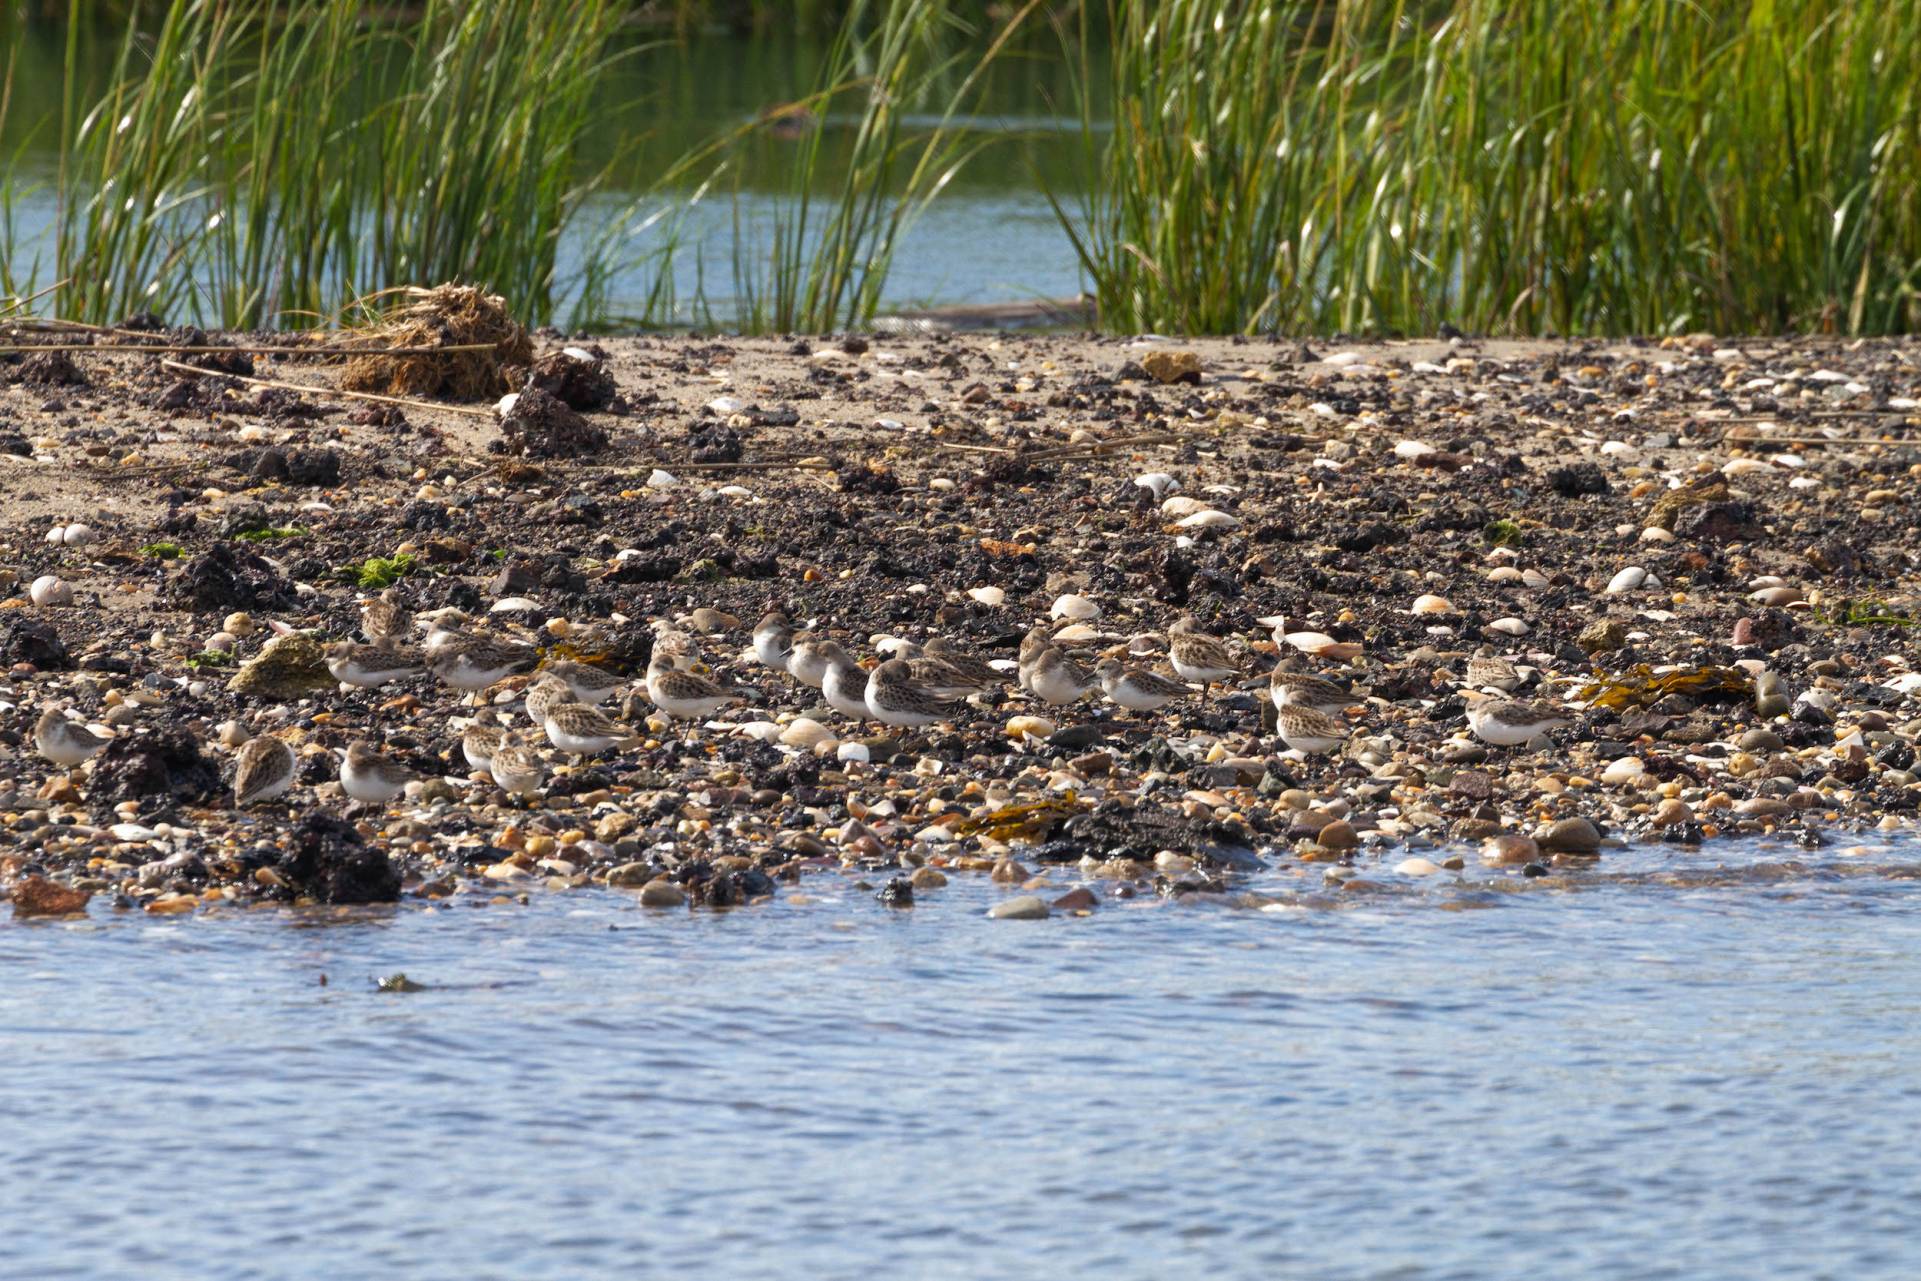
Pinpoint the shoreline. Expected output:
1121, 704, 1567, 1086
2, 326, 1918, 922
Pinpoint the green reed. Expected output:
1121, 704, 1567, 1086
1066, 0, 1921, 337
49, 0, 631, 329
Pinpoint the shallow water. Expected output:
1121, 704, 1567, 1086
6, 841, 1921, 1280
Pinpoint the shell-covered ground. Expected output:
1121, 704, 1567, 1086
2, 324, 1919, 920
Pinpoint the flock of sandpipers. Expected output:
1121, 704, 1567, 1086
30, 591, 1574, 810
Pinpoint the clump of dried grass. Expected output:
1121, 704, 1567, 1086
340, 285, 532, 401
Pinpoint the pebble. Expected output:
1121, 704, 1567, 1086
1481, 834, 1540, 866
988, 895, 1050, 920
639, 878, 687, 907
1538, 818, 1602, 854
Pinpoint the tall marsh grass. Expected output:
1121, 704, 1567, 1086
53, 0, 628, 328
1065, 0, 1921, 337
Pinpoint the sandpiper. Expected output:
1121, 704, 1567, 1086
1093, 657, 1189, 714
900, 643, 990, 699
420, 611, 478, 657
1167, 616, 1238, 699
865, 658, 959, 728
326, 639, 422, 689
34, 707, 109, 768
338, 741, 416, 804
1463, 694, 1571, 747
233, 735, 296, 807
644, 654, 738, 722
1024, 646, 1097, 707
461, 712, 507, 773
1269, 666, 1359, 714
359, 589, 410, 644
786, 637, 833, 689
542, 701, 640, 755
523, 673, 576, 729
489, 733, 545, 800
920, 636, 1003, 688
1464, 652, 1523, 693
427, 634, 538, 696
544, 658, 624, 705
1276, 704, 1350, 755
753, 610, 796, 670
817, 642, 874, 720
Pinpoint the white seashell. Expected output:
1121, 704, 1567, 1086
64, 522, 95, 546
45, 526, 66, 545
1285, 631, 1363, 660
1486, 617, 1529, 636
1051, 623, 1102, 643
1722, 458, 1773, 477
562, 346, 595, 362
495, 393, 520, 417
968, 586, 1005, 607
1770, 454, 1805, 469
1051, 594, 1099, 621
1411, 594, 1455, 615
1134, 472, 1179, 499
1640, 527, 1675, 544
1521, 568, 1552, 590
1600, 441, 1639, 459
717, 485, 753, 498
110, 823, 160, 842
1321, 351, 1363, 366
490, 597, 540, 613
1788, 477, 1821, 491
780, 717, 834, 748
1606, 567, 1648, 594
1160, 495, 1208, 517
1412, 361, 1448, 374
1749, 586, 1804, 606
205, 631, 237, 653
1394, 440, 1437, 460
706, 396, 745, 415
1176, 509, 1240, 531
836, 742, 871, 764
1601, 757, 1646, 786
1005, 715, 1056, 741
735, 721, 784, 743
928, 478, 956, 491
1395, 857, 1441, 876
646, 469, 678, 488
1486, 566, 1524, 584
30, 575, 73, 607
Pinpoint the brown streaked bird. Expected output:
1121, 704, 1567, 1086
337, 741, 416, 804
233, 735, 296, 807
864, 658, 962, 728
34, 707, 109, 768
1167, 616, 1238, 699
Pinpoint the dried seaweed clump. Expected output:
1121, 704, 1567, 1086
1577, 664, 1755, 711
340, 285, 532, 401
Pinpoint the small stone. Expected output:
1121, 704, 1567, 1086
11, 875, 92, 918
1394, 857, 1440, 876
1140, 350, 1202, 385
1481, 833, 1540, 866
1577, 620, 1629, 654
607, 861, 652, 887
1538, 817, 1602, 854
1052, 886, 1099, 912
1315, 820, 1359, 850
639, 878, 687, 907
909, 866, 948, 890
988, 895, 1050, 920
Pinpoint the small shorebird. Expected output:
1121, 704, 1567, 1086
461, 711, 507, 773
865, 658, 960, 728
1463, 694, 1570, 748
1269, 666, 1359, 714
785, 637, 833, 690
1277, 704, 1350, 755
817, 642, 874, 720
338, 741, 415, 804
420, 611, 479, 657
34, 707, 109, 767
544, 658, 624, 705
233, 735, 295, 807
900, 644, 991, 700
428, 634, 538, 698
542, 701, 640, 756
919, 636, 1003, 689
753, 610, 796, 670
1093, 657, 1189, 714
358, 589, 410, 644
1024, 646, 1097, 707
1167, 616, 1238, 699
644, 654, 738, 723
523, 673, 576, 729
489, 732, 545, 800
326, 639, 422, 689
1464, 651, 1523, 694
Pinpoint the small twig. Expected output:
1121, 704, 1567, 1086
158, 358, 496, 419
670, 456, 840, 473
1, 341, 498, 357
0, 279, 70, 318
1023, 431, 1195, 461
936, 440, 1017, 456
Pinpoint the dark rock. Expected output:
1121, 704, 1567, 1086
876, 876, 914, 907
88, 728, 221, 813
1545, 462, 1609, 497
248, 446, 341, 486
1674, 499, 1763, 542
497, 387, 608, 459
1, 618, 72, 670
168, 542, 297, 613
277, 813, 400, 904
525, 348, 616, 411
687, 422, 744, 464
15, 350, 87, 387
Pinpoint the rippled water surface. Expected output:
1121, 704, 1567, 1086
7, 845, 1921, 1281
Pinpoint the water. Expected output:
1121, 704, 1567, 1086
0, 24, 1094, 324
7, 841, 1921, 1280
